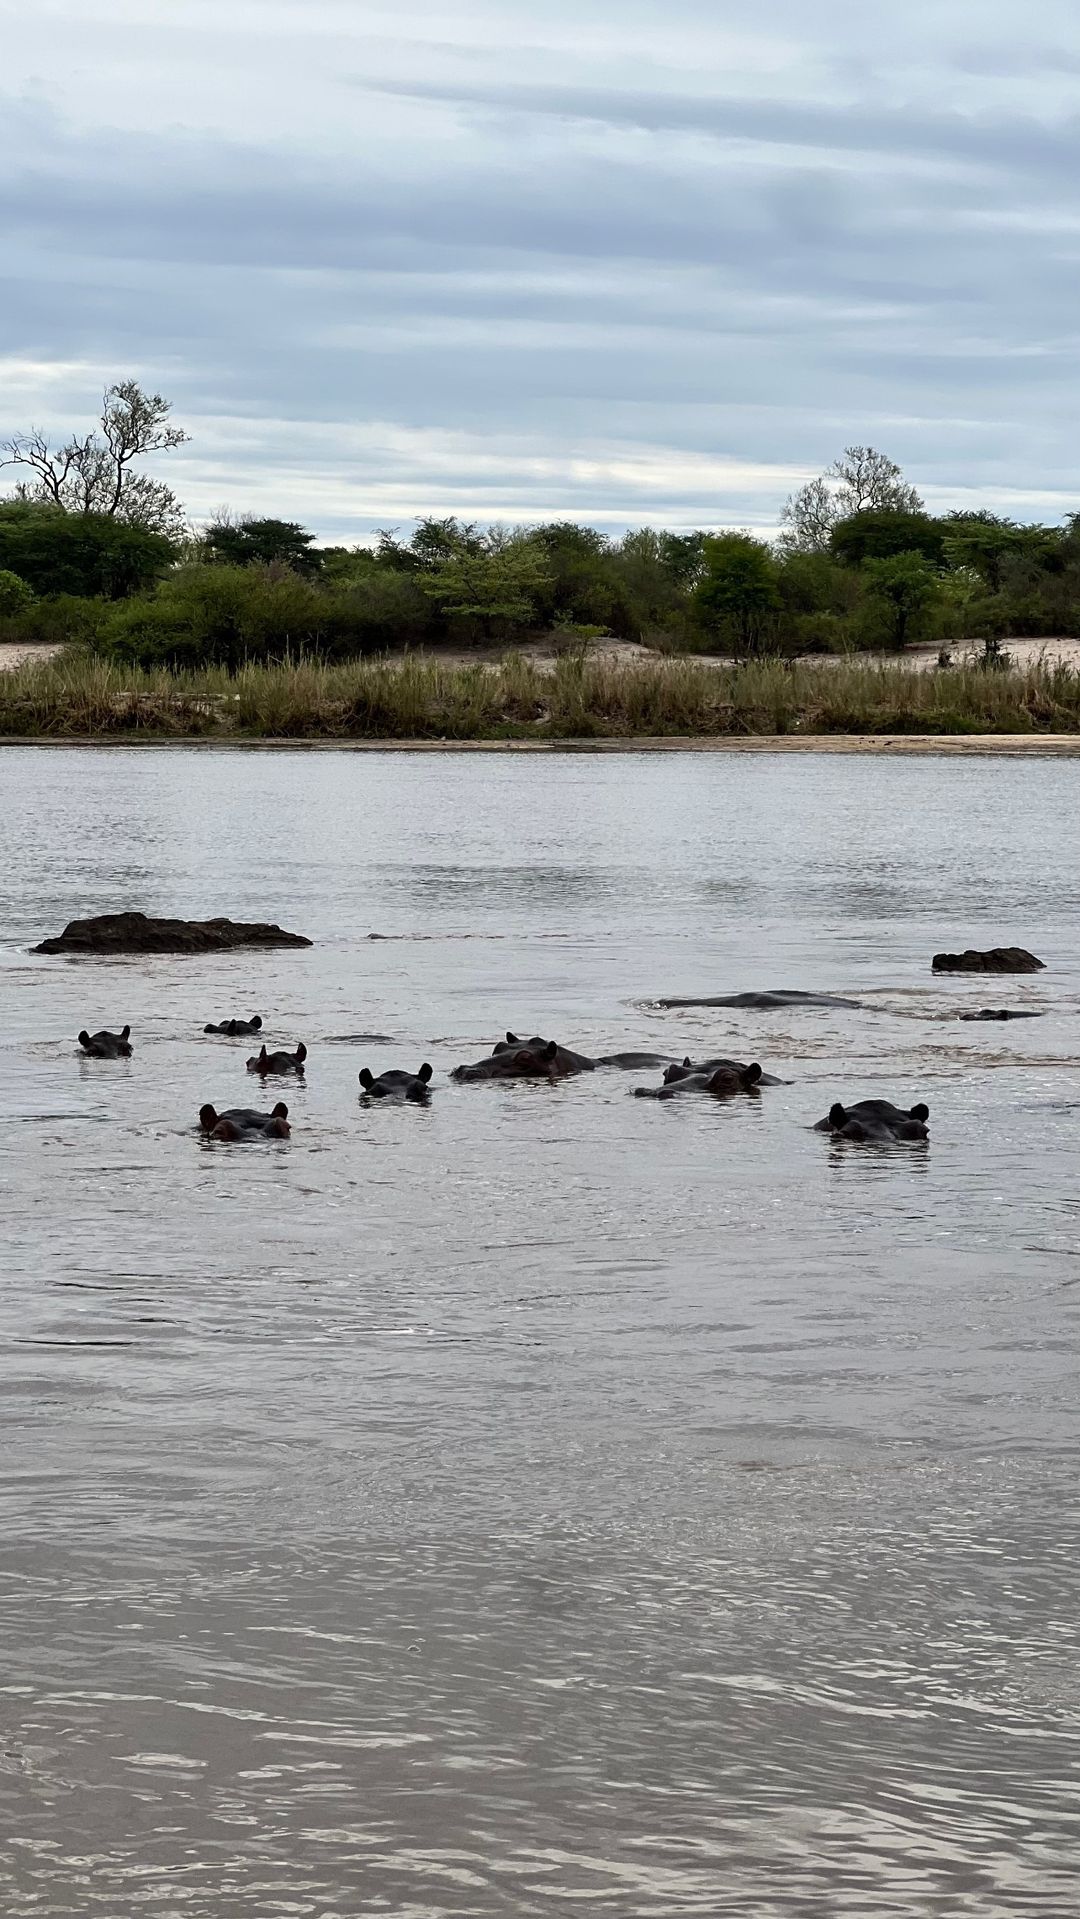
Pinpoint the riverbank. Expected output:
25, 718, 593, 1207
5, 734, 1080, 754
3, 648, 1080, 742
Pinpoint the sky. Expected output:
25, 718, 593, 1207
2, 0, 1079, 542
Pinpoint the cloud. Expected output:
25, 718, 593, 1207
1, 0, 1079, 535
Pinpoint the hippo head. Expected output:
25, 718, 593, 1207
709, 1061, 763, 1094
503, 1040, 557, 1076
454, 1040, 560, 1082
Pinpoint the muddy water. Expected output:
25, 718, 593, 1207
1, 745, 1079, 1917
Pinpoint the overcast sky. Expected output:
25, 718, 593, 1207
2, 0, 1079, 541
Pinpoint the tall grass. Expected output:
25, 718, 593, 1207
3, 647, 1080, 739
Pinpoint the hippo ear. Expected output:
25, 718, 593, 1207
78, 1030, 90, 1047
744, 1062, 763, 1085
121, 1025, 130, 1041
418, 1062, 433, 1083
910, 1102, 929, 1122
683, 1057, 692, 1067
828, 1102, 847, 1127
506, 1031, 519, 1044
271, 1102, 289, 1119
251, 1015, 262, 1029
199, 1104, 217, 1129
296, 1042, 307, 1062
259, 1045, 269, 1063
359, 1067, 374, 1089
541, 1040, 557, 1060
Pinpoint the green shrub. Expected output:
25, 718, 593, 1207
98, 564, 334, 669
0, 502, 175, 597
0, 568, 34, 615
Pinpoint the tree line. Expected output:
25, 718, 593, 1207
2, 383, 1079, 669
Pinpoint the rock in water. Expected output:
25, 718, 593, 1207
35, 912, 312, 956
932, 947, 1044, 974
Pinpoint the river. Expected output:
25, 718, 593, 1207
1, 745, 1078, 1916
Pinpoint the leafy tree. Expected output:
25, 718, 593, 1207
613, 529, 706, 636
0, 501, 175, 598
830, 510, 945, 567
205, 516, 321, 576
693, 533, 780, 654
2, 380, 189, 535
862, 552, 942, 648
422, 539, 551, 641
781, 446, 923, 553
527, 521, 634, 636
318, 544, 381, 586
941, 513, 1057, 592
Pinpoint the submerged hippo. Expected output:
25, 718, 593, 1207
494, 1032, 672, 1072
359, 1063, 434, 1101
453, 1040, 563, 1082
636, 1061, 764, 1099
205, 1014, 263, 1036
246, 1042, 307, 1076
815, 1098, 929, 1143
78, 1025, 132, 1058
958, 1008, 1044, 1022
663, 1055, 787, 1087
653, 990, 862, 1011
199, 1101, 290, 1141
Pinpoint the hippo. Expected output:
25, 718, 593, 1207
453, 1040, 563, 1082
958, 1008, 1044, 1022
78, 1025, 132, 1058
359, 1063, 434, 1101
636, 1061, 764, 1100
199, 1101, 290, 1142
246, 1042, 306, 1076
205, 1015, 263, 1036
653, 991, 862, 1011
663, 1055, 787, 1087
932, 948, 1044, 974
494, 1032, 672, 1072
814, 1098, 929, 1143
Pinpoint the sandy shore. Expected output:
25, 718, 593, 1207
5, 635, 1080, 676
3, 734, 1080, 754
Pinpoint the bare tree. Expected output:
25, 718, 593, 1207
780, 445, 923, 552
2, 380, 189, 536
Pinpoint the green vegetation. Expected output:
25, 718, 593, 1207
4, 391, 1080, 674
3, 647, 1080, 741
